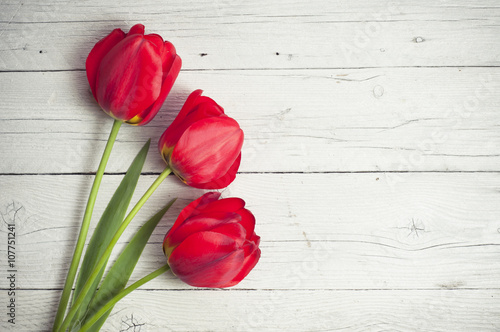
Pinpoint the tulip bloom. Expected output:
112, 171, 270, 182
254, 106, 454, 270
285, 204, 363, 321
86, 24, 182, 125
159, 90, 243, 189
163, 192, 261, 288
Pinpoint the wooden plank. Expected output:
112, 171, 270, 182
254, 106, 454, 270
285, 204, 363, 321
1, 173, 499, 290
3, 0, 500, 23
0, 67, 499, 173
0, 1, 498, 332
0, 1, 499, 70
2, 289, 499, 331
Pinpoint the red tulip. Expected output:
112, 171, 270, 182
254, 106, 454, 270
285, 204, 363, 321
163, 192, 261, 288
86, 24, 181, 125
158, 90, 243, 189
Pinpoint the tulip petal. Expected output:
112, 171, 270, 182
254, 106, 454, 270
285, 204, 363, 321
171, 117, 243, 185
161, 41, 177, 80
210, 223, 246, 247
132, 54, 182, 126
160, 97, 226, 147
166, 212, 241, 247
227, 242, 261, 287
180, 99, 226, 128
189, 96, 225, 115
168, 232, 244, 287
158, 89, 204, 149
96, 35, 163, 121
170, 89, 204, 128
86, 28, 126, 100
127, 24, 145, 36
237, 208, 256, 240
198, 197, 245, 214
177, 250, 245, 288
183, 99, 226, 124
165, 192, 220, 239
170, 231, 239, 266
251, 233, 261, 246
191, 153, 241, 189
144, 33, 164, 50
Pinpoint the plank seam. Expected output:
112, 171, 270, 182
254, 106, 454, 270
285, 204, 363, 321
1, 170, 500, 176
1, 65, 500, 74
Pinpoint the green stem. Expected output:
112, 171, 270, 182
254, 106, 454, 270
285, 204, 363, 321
52, 119, 122, 332
58, 167, 172, 332
78, 264, 170, 332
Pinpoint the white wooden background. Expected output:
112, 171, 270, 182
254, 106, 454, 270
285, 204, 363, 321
1, 0, 500, 331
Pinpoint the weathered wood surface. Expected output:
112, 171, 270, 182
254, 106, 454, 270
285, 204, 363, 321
0, 68, 499, 173
1, 1, 500, 70
1, 173, 499, 291
9, 289, 500, 331
1, 0, 499, 331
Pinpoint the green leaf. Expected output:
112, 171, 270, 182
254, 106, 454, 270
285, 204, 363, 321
69, 139, 151, 329
82, 198, 176, 331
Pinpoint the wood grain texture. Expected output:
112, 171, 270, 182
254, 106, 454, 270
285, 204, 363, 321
2, 289, 499, 331
0, 1, 499, 71
0, 67, 499, 173
0, 173, 499, 291
1, 0, 499, 331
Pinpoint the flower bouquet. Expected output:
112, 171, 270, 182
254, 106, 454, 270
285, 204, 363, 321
51, 24, 261, 332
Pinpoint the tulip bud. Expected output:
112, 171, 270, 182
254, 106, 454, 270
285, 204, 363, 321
163, 192, 261, 288
158, 90, 244, 189
86, 24, 182, 125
